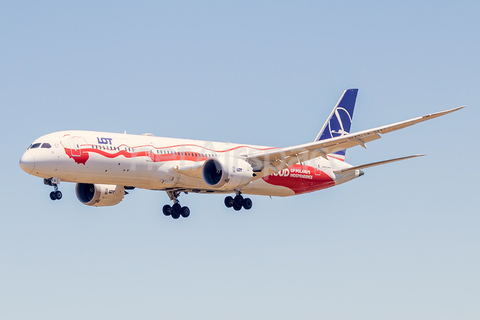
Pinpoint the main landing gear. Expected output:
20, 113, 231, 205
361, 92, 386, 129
162, 191, 190, 219
44, 178, 62, 201
161, 191, 253, 219
224, 193, 252, 211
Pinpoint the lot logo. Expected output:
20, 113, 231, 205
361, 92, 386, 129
97, 137, 113, 145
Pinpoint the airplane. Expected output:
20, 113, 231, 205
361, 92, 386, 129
19, 89, 463, 219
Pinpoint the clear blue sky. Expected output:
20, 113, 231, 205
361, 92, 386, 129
1, 1, 478, 319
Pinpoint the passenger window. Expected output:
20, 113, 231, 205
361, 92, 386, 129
31, 143, 41, 149
41, 143, 52, 148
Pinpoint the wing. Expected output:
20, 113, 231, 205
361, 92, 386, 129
244, 106, 464, 177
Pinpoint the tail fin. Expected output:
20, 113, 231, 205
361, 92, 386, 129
314, 88, 358, 160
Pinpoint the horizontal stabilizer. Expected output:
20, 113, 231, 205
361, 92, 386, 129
333, 154, 425, 174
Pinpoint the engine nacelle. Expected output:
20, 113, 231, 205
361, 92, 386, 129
202, 157, 253, 189
75, 183, 125, 207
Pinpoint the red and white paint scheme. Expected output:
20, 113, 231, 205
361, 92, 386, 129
19, 89, 463, 219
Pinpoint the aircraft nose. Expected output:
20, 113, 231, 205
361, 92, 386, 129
19, 151, 36, 173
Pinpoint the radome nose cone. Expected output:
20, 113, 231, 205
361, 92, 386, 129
19, 152, 35, 173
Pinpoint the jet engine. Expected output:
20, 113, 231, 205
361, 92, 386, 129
202, 157, 254, 189
75, 183, 125, 207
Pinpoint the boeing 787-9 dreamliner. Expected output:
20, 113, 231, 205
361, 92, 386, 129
19, 89, 463, 219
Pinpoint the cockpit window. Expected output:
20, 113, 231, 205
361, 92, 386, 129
41, 143, 52, 148
30, 143, 41, 149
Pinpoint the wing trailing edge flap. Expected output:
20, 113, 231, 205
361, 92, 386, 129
245, 106, 463, 177
333, 154, 425, 174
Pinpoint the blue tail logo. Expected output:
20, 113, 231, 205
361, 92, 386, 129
315, 89, 358, 158
328, 107, 353, 137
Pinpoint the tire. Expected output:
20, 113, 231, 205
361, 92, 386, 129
171, 203, 181, 219
172, 203, 181, 214
181, 206, 190, 218
224, 196, 234, 208
234, 195, 244, 208
242, 198, 252, 210
233, 204, 242, 211
50, 191, 56, 201
55, 190, 62, 200
162, 204, 172, 216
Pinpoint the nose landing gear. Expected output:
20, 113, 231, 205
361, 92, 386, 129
44, 178, 62, 201
49, 190, 63, 200
163, 191, 190, 219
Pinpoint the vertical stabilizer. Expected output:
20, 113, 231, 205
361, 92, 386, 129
314, 89, 358, 160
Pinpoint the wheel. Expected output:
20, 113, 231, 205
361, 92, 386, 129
224, 196, 234, 208
162, 204, 172, 216
233, 203, 242, 211
242, 198, 252, 210
55, 190, 62, 200
234, 195, 244, 207
172, 203, 182, 214
181, 206, 190, 218
171, 203, 181, 219
50, 191, 56, 201
171, 210, 180, 219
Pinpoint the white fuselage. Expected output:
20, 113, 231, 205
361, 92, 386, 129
20, 130, 360, 197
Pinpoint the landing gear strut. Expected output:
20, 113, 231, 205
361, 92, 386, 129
224, 192, 252, 211
44, 178, 62, 201
163, 191, 190, 219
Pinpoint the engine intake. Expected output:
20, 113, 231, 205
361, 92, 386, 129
75, 183, 125, 207
202, 157, 253, 189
